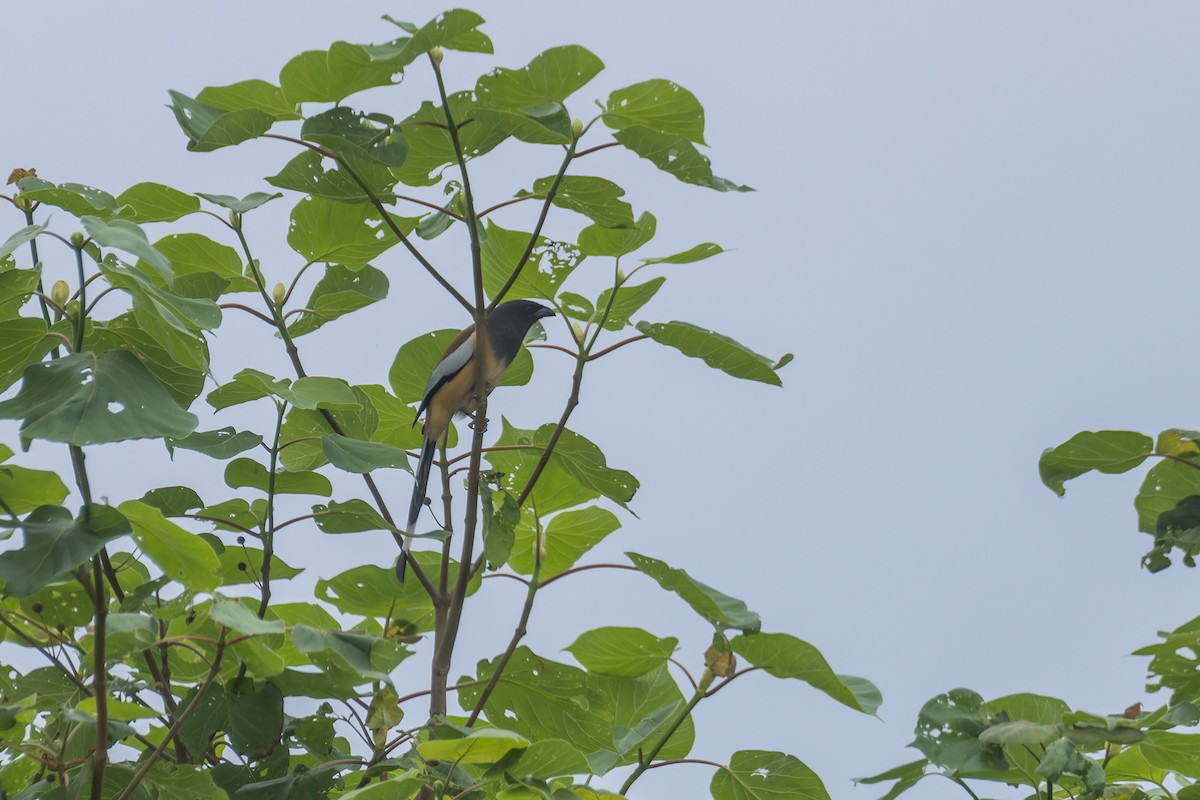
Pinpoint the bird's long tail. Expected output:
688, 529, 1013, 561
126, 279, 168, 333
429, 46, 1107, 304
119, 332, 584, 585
397, 436, 437, 582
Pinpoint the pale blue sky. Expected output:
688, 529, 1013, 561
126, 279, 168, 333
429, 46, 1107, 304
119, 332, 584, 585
5, 3, 1200, 797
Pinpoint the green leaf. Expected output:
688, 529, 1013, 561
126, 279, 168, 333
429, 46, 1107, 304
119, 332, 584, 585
140, 763, 226, 800
0, 265, 43, 320
287, 196, 404, 269
196, 79, 298, 120
508, 505, 620, 577
627, 551, 760, 633
17, 178, 119, 219
711, 751, 830, 800
0, 319, 61, 394
472, 104, 572, 145
90, 313, 206, 408
321, 435, 411, 474
115, 183, 201, 223
480, 219, 582, 303
613, 126, 752, 192
0, 351, 198, 445
167, 90, 275, 152
566, 627, 678, 678
210, 596, 285, 635
148, 233, 247, 287
279, 41, 406, 103
228, 679, 284, 758
475, 45, 603, 108
636, 321, 784, 386
1039, 430, 1154, 497
224, 459, 332, 497
289, 377, 361, 410
1137, 459, 1200, 535
0, 222, 48, 260
485, 421, 611, 513
522, 175, 635, 229
119, 500, 220, 591
911, 689, 1006, 773
853, 760, 929, 800
301, 107, 409, 173
196, 192, 282, 214
291, 624, 391, 682
82, 216, 172, 280
288, 264, 389, 338
596, 277, 665, 330
391, 91, 508, 187
639, 242, 725, 266
482, 486, 518, 568
102, 612, 160, 658
418, 728, 529, 764
0, 444, 69, 514
311, 499, 398, 535
512, 739, 590, 779
978, 720, 1062, 746
604, 79, 706, 143
459, 647, 614, 757
267, 149, 395, 202
578, 212, 657, 258
166, 427, 263, 460
98, 258, 221, 371
731, 633, 878, 713
216, 543, 302, 587
207, 368, 290, 410
1141, 730, 1200, 776
278, 388, 379, 471
0, 505, 130, 597
315, 554, 476, 632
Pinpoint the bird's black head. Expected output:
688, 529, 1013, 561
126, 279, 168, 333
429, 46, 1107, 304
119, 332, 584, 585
487, 299, 555, 363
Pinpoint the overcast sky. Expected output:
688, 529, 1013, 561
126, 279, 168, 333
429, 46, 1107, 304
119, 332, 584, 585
5, 3, 1200, 798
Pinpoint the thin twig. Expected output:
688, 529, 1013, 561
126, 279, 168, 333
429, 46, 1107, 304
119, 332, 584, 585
575, 141, 621, 158
587, 334, 648, 361
220, 302, 276, 325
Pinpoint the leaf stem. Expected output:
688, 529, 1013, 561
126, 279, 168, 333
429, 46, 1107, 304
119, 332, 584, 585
89, 557, 107, 800
258, 400, 286, 617
22, 207, 53, 326
466, 513, 543, 725
488, 141, 576, 310
619, 688, 705, 794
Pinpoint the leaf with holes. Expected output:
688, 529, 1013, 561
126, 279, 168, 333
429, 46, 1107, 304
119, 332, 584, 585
711, 750, 831, 800
0, 351, 198, 445
480, 220, 582, 303
614, 126, 752, 192
520, 175, 635, 229
167, 90, 275, 152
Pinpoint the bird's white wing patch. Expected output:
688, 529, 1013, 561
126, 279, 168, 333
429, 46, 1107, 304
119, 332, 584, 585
420, 331, 475, 406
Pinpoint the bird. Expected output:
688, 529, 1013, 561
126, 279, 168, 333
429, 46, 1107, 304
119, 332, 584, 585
397, 299, 556, 581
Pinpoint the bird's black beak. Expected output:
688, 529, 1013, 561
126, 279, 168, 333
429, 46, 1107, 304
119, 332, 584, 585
535, 306, 556, 320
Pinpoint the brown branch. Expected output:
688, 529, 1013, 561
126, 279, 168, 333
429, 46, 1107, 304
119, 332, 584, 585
643, 758, 727, 771
115, 634, 227, 800
703, 666, 763, 698
587, 334, 648, 361
668, 658, 699, 692
575, 141, 621, 158
526, 343, 578, 358
488, 142, 576, 310
467, 516, 542, 725
537, 562, 638, 589
394, 194, 464, 221
219, 302, 276, 325
261, 133, 472, 313
89, 558, 107, 800
477, 194, 538, 218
